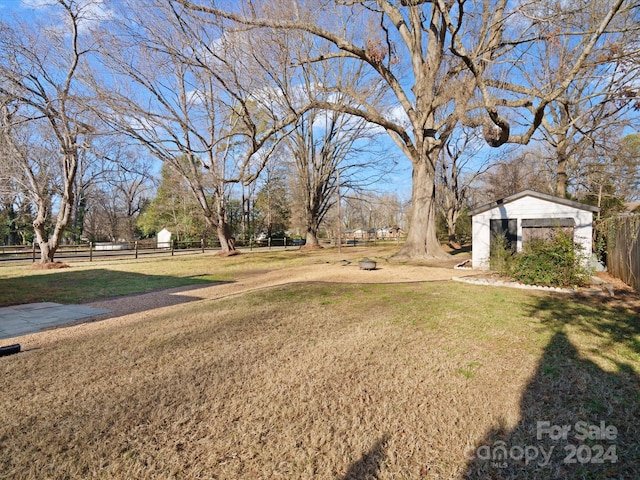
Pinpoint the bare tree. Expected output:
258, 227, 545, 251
94, 0, 308, 253
174, 0, 634, 261
287, 106, 388, 247
249, 23, 391, 248
252, 162, 291, 239
573, 130, 640, 218
477, 151, 555, 202
93, 149, 154, 242
436, 127, 491, 246
0, 1, 97, 263
526, 2, 640, 197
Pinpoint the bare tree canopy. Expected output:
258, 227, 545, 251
0, 0, 636, 260
513, 0, 640, 197
436, 127, 492, 246
0, 0, 97, 263
173, 0, 638, 261
92, 0, 314, 252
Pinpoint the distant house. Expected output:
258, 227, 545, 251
468, 190, 599, 270
157, 228, 172, 248
343, 229, 367, 239
376, 227, 402, 239
342, 227, 403, 240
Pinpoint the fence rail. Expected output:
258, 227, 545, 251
604, 215, 640, 291
0, 236, 394, 264
0, 240, 214, 263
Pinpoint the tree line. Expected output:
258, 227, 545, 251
0, 0, 638, 263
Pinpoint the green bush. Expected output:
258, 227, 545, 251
490, 232, 515, 277
511, 230, 592, 287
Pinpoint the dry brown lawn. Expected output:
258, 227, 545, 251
0, 251, 638, 479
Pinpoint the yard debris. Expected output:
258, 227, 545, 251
0, 344, 20, 357
454, 259, 472, 269
359, 258, 377, 270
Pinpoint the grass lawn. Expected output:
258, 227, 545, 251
0, 250, 638, 479
0, 248, 338, 306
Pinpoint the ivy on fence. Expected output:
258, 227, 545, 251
597, 215, 640, 291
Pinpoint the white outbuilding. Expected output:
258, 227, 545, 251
468, 190, 599, 270
157, 228, 173, 249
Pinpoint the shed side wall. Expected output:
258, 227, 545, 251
471, 197, 594, 269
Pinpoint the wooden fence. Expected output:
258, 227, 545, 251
603, 215, 640, 291
0, 237, 344, 264
0, 240, 212, 263
0, 235, 404, 264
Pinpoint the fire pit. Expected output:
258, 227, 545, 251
358, 258, 377, 270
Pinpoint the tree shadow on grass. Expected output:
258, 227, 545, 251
76, 283, 234, 322
536, 291, 640, 356
0, 268, 223, 307
464, 293, 640, 479
341, 435, 389, 480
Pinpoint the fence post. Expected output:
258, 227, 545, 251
284, 237, 287, 249
32, 241, 36, 263
268, 237, 271, 250
89, 242, 93, 262
135, 241, 138, 259
171, 239, 175, 256
201, 238, 205, 253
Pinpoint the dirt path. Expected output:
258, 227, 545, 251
13, 260, 477, 350
87, 260, 477, 313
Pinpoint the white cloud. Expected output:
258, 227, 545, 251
20, 0, 114, 32
20, 0, 54, 7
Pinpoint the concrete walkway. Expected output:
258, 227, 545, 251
0, 303, 111, 341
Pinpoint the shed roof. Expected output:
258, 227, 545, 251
468, 190, 600, 216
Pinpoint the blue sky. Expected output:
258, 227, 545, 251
0, 1, 510, 205
3, 0, 634, 204
0, 0, 420, 199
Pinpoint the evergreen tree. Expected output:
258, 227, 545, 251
137, 164, 212, 242
253, 166, 290, 239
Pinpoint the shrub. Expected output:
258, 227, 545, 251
490, 232, 515, 277
511, 230, 592, 287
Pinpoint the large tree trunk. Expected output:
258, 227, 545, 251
556, 150, 568, 198
214, 195, 237, 253
301, 194, 323, 249
446, 208, 460, 247
304, 227, 322, 249
554, 128, 571, 198
196, 188, 238, 254
33, 206, 67, 264
216, 221, 236, 253
392, 159, 449, 262
32, 158, 76, 264
33, 221, 65, 264
32, 224, 57, 264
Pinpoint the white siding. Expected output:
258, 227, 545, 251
157, 228, 172, 248
471, 196, 594, 269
